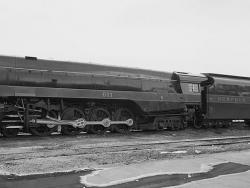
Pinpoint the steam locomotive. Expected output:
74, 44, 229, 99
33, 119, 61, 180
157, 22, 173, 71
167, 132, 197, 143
0, 55, 249, 137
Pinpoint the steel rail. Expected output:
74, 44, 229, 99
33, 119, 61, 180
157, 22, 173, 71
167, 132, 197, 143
1, 135, 250, 160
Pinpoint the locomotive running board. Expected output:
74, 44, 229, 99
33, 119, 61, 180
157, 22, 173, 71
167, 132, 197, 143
30, 116, 134, 129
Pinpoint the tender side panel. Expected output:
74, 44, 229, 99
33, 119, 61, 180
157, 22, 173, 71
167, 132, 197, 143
207, 95, 250, 119
206, 75, 250, 119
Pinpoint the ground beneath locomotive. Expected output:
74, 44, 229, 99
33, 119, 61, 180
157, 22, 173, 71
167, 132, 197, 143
1, 125, 250, 187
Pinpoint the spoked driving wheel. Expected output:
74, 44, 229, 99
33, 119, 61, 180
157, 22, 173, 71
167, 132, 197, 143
86, 107, 110, 134
112, 108, 134, 134
61, 107, 84, 136
30, 110, 58, 136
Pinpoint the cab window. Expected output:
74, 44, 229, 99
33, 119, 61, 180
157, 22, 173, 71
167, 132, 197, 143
188, 83, 200, 93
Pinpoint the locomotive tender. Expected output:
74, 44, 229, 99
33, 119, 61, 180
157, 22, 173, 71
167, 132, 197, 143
0, 55, 249, 137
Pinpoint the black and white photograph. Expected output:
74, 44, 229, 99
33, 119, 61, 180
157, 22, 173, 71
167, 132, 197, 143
0, 0, 250, 187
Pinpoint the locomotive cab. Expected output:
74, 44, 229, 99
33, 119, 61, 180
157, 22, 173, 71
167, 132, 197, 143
172, 72, 208, 128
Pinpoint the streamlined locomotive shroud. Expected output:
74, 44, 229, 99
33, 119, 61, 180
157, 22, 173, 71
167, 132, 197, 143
0, 55, 249, 137
0, 55, 187, 137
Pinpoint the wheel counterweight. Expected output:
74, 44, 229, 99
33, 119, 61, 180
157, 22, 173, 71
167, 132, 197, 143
112, 108, 134, 134
86, 107, 110, 134
61, 107, 84, 136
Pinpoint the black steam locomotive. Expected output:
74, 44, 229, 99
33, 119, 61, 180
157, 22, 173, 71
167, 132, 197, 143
0, 55, 249, 137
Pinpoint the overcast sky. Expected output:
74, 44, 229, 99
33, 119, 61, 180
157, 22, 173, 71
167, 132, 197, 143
0, 0, 249, 76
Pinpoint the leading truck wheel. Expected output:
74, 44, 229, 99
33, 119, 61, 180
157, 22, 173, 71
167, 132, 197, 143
1, 127, 19, 138
61, 107, 84, 136
112, 108, 134, 134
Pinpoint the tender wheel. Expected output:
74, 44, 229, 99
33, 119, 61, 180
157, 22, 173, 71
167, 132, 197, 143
86, 107, 110, 134
1, 127, 19, 138
217, 121, 224, 128
112, 108, 134, 134
202, 121, 210, 129
222, 122, 230, 128
30, 110, 57, 136
61, 107, 84, 136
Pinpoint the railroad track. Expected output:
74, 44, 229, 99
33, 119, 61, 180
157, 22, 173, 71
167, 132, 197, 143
75, 135, 250, 149
65, 135, 250, 155
1, 135, 250, 162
